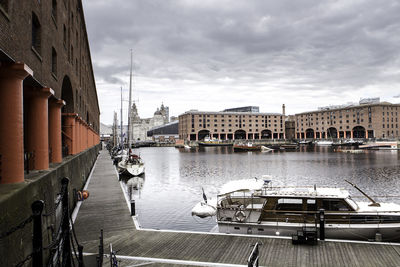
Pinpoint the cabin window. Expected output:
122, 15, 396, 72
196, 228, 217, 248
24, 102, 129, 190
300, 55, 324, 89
322, 199, 349, 211
276, 198, 303, 211
234, 227, 240, 230
307, 199, 317, 211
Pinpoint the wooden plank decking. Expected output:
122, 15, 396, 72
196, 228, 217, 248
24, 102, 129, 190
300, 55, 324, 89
74, 150, 400, 267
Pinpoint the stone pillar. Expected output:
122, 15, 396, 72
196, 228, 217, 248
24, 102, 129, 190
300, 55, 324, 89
314, 131, 316, 139
0, 63, 33, 183
62, 114, 77, 155
25, 87, 54, 170
74, 117, 79, 153
49, 99, 65, 163
365, 130, 369, 139
351, 131, 353, 139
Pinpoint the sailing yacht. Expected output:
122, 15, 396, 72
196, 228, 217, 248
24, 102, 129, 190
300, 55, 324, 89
118, 50, 145, 177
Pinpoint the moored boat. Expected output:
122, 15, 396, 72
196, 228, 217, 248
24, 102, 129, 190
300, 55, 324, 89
198, 137, 233, 147
359, 142, 398, 150
315, 140, 333, 146
118, 153, 145, 177
233, 142, 261, 152
199, 177, 400, 242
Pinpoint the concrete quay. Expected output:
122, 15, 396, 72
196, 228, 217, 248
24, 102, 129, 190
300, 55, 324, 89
74, 150, 400, 267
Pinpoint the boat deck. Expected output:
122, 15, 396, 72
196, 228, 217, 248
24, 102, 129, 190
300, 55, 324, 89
74, 150, 400, 267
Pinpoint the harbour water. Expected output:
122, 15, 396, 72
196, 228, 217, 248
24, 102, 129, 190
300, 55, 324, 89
121, 146, 400, 232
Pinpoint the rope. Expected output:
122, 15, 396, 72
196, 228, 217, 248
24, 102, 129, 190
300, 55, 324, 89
0, 215, 33, 239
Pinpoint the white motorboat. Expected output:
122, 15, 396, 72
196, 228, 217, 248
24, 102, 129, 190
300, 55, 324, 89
191, 199, 217, 218
261, 146, 273, 152
315, 140, 333, 146
199, 177, 400, 242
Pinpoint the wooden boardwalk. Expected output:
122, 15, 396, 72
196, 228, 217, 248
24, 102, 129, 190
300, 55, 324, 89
74, 150, 400, 267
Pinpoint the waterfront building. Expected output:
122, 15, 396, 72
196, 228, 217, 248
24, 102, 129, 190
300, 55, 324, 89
147, 121, 179, 142
223, 106, 259, 113
0, 0, 100, 184
179, 106, 286, 141
295, 99, 400, 139
129, 102, 169, 141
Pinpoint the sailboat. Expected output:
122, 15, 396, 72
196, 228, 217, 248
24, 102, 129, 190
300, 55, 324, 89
118, 50, 145, 177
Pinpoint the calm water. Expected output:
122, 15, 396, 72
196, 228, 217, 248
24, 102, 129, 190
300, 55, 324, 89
121, 146, 400, 232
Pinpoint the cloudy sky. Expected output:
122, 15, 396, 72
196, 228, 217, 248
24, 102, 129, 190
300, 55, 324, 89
82, 0, 400, 125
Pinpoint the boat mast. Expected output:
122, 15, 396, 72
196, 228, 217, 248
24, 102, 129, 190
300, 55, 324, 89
345, 180, 380, 207
127, 49, 133, 148
120, 86, 123, 147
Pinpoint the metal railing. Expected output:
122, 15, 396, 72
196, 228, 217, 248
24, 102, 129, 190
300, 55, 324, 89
0, 177, 84, 267
247, 242, 260, 267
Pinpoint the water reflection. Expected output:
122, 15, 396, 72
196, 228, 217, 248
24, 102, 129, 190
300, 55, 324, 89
120, 146, 400, 232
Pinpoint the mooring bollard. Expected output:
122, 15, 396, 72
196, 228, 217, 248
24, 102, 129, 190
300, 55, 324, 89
32, 200, 44, 267
131, 200, 136, 216
319, 209, 325, 241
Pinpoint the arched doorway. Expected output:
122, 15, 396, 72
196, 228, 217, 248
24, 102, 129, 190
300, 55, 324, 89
198, 130, 210, 140
61, 75, 74, 113
327, 127, 338, 138
234, 130, 246, 140
261, 129, 272, 139
353, 126, 366, 138
61, 76, 74, 156
305, 128, 314, 139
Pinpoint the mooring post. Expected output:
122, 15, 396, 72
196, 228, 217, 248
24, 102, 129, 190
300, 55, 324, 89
131, 200, 135, 216
97, 229, 103, 267
78, 245, 84, 267
61, 177, 72, 267
319, 209, 325, 241
32, 200, 44, 267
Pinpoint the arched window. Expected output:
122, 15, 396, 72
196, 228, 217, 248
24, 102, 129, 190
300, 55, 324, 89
51, 47, 57, 75
32, 12, 41, 53
0, 0, 9, 13
51, 0, 57, 20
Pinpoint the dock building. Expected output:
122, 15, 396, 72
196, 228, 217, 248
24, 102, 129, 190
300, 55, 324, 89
0, 0, 100, 184
294, 99, 400, 139
179, 106, 286, 141
0, 1, 101, 265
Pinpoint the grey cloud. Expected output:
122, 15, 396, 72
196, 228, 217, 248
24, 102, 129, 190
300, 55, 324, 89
82, 0, 400, 123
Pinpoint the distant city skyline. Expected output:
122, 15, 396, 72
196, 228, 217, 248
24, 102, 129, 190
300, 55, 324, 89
83, 0, 400, 125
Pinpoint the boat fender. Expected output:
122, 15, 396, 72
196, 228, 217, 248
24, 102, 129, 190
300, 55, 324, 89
82, 190, 89, 200
77, 190, 89, 201
234, 210, 247, 222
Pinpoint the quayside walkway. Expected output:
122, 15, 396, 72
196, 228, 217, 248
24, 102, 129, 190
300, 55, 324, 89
74, 150, 400, 267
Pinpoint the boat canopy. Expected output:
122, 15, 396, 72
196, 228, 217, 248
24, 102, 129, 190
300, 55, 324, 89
218, 178, 265, 196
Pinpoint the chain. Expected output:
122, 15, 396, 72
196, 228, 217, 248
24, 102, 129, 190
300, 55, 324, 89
42, 195, 62, 217
14, 252, 33, 267
43, 180, 67, 218
44, 206, 68, 250
0, 215, 33, 240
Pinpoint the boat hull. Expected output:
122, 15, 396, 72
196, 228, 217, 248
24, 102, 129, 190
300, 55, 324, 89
218, 221, 400, 241
198, 142, 233, 147
233, 146, 261, 152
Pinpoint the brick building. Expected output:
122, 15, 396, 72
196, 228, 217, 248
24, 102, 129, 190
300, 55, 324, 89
294, 101, 400, 139
179, 110, 286, 141
0, 0, 100, 184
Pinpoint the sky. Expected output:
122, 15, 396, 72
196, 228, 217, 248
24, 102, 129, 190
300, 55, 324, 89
82, 0, 400, 125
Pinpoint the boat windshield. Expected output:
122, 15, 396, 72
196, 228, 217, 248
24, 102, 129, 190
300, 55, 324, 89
346, 196, 359, 211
